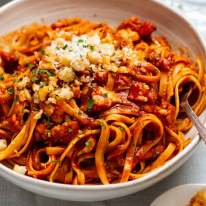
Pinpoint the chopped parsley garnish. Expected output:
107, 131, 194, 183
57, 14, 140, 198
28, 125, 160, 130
68, 128, 73, 133
27, 63, 34, 69
7, 87, 14, 95
0, 76, 4, 81
77, 39, 84, 44
63, 44, 68, 50
120, 127, 125, 132
31, 76, 40, 83
38, 69, 55, 77
39, 48, 45, 55
90, 45, 95, 51
87, 99, 94, 110
103, 93, 108, 98
32, 69, 38, 75
78, 111, 82, 115
83, 45, 88, 48
85, 140, 92, 148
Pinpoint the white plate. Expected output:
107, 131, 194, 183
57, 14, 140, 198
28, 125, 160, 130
0, 0, 205, 202
151, 184, 206, 206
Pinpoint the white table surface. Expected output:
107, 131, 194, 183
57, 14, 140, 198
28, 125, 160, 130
0, 0, 206, 205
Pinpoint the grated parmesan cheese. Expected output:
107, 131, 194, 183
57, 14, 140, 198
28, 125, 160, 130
17, 76, 30, 89
13, 164, 27, 175
0, 139, 7, 150
46, 97, 57, 104
32, 32, 146, 104
54, 86, 73, 100
32, 84, 40, 92
99, 43, 114, 56
57, 67, 75, 83
19, 89, 32, 102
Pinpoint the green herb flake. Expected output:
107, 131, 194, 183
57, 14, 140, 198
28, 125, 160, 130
78, 111, 82, 115
63, 44, 68, 50
7, 87, 14, 95
68, 128, 73, 133
90, 45, 95, 51
120, 127, 125, 132
32, 69, 38, 75
87, 99, 94, 110
77, 39, 84, 44
39, 48, 45, 55
0, 76, 4, 81
103, 93, 108, 98
85, 140, 92, 148
39, 69, 55, 77
31, 77, 39, 83
27, 63, 34, 69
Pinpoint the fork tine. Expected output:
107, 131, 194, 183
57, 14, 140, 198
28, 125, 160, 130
180, 87, 193, 107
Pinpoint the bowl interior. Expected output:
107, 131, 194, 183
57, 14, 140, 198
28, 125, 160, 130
0, 0, 205, 56
1, 0, 205, 143
0, 0, 205, 196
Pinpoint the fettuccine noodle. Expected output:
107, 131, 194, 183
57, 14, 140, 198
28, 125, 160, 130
0, 17, 205, 184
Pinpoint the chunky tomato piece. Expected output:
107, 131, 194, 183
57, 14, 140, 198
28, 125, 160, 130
50, 104, 65, 123
92, 86, 121, 111
128, 82, 157, 103
144, 100, 176, 127
114, 74, 131, 91
94, 71, 108, 86
50, 121, 79, 144
118, 17, 156, 38
34, 123, 49, 142
0, 51, 18, 74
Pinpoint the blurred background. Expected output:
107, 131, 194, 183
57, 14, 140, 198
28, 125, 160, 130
157, 0, 206, 40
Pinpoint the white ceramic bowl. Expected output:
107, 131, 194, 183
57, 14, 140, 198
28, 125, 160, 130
151, 184, 206, 206
0, 0, 206, 202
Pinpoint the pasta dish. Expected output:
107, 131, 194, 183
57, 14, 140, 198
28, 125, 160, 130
0, 17, 205, 185
189, 190, 206, 206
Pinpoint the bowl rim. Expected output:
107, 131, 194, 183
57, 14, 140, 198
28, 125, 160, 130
0, 0, 205, 190
151, 183, 206, 206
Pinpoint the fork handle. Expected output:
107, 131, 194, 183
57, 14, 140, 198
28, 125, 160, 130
182, 101, 206, 144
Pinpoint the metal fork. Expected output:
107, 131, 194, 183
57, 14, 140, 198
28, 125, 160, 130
180, 89, 206, 143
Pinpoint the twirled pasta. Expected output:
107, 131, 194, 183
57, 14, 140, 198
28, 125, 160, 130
0, 17, 205, 185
